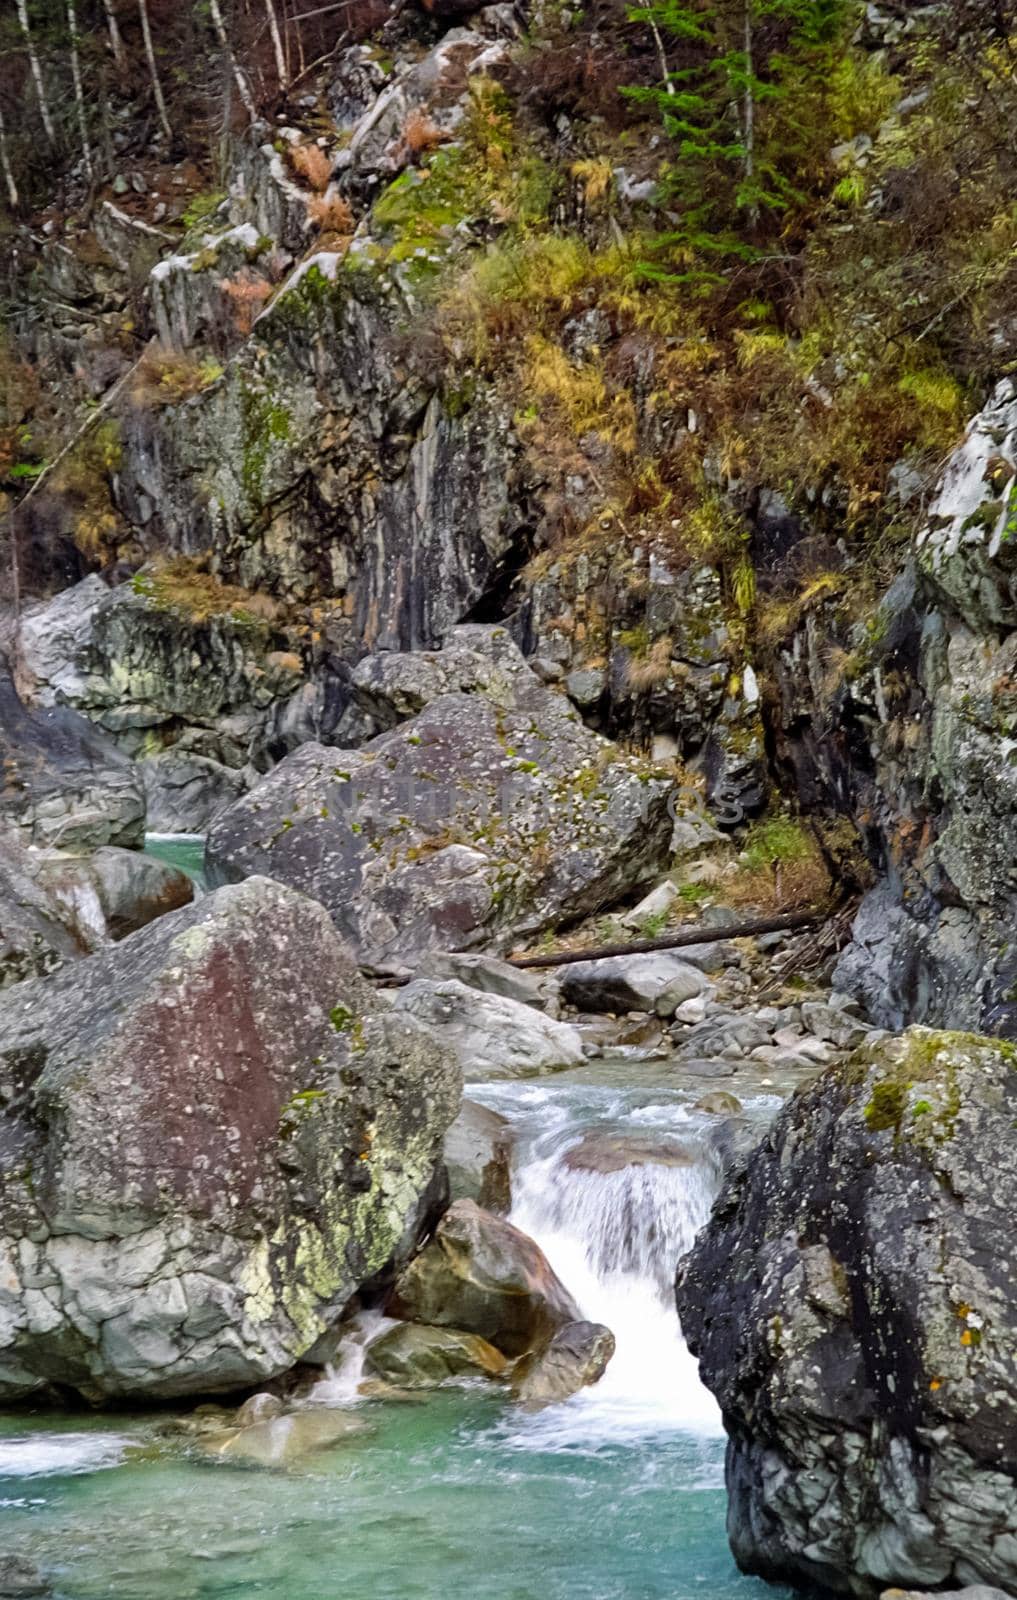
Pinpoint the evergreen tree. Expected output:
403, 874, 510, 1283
625, 0, 847, 281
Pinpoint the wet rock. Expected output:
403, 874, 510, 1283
393, 979, 585, 1080
559, 954, 706, 1014
881, 1590, 1013, 1600
511, 1320, 615, 1405
206, 630, 675, 968
0, 877, 461, 1402
391, 1199, 581, 1358
693, 1091, 743, 1115
0, 668, 144, 849
0, 824, 85, 988
0, 1557, 50, 1598
563, 1132, 701, 1174
211, 1408, 370, 1467
678, 1027, 1017, 1597
444, 1100, 513, 1212
235, 1392, 285, 1428
363, 1322, 508, 1387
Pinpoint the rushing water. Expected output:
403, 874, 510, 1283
0, 998, 789, 1600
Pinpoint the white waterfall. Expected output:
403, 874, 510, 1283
484, 1085, 727, 1445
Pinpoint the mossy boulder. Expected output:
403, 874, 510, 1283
0, 877, 461, 1402
677, 1026, 1017, 1597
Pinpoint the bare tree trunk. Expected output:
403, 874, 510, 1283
137, 0, 173, 141
66, 0, 94, 182
101, 0, 127, 68
15, 0, 56, 145
208, 0, 259, 122
0, 102, 19, 209
743, 0, 757, 224
265, 0, 288, 88
649, 16, 676, 96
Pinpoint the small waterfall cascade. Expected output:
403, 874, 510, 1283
480, 1083, 728, 1444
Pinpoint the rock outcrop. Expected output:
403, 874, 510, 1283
677, 1028, 1017, 1597
206, 628, 675, 968
0, 876, 461, 1402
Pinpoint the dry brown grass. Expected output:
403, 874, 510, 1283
129, 345, 223, 408
402, 108, 448, 159
288, 142, 332, 192
625, 635, 673, 692
138, 555, 284, 624
221, 271, 273, 335
307, 190, 354, 234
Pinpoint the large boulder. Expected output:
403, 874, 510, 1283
677, 1028, 1017, 1597
0, 877, 461, 1402
390, 1198, 581, 1358
206, 629, 675, 968
559, 953, 707, 1014
0, 669, 144, 849
33, 846, 193, 942
393, 979, 585, 1080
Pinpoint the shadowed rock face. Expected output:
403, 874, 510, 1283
205, 628, 675, 969
677, 1028, 1017, 1598
0, 670, 144, 850
0, 877, 461, 1402
0, 824, 86, 989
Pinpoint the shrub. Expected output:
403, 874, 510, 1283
130, 346, 224, 407
307, 190, 355, 234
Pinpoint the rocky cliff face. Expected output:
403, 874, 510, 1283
768, 385, 1017, 1037
677, 1027, 1017, 1597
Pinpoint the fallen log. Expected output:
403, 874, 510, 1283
507, 908, 823, 970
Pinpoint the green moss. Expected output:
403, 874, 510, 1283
864, 1079, 911, 1134
329, 1003, 354, 1032
240, 387, 292, 502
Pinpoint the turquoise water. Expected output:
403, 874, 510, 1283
143, 834, 207, 889
0, 1394, 786, 1600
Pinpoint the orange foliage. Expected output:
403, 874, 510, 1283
307, 190, 354, 234
288, 141, 332, 191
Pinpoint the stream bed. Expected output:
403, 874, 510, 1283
0, 840, 790, 1600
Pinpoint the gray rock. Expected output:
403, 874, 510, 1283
560, 953, 707, 1014
0, 877, 461, 1401
800, 1000, 869, 1049
235, 1392, 285, 1427
619, 879, 680, 930
393, 979, 585, 1080
0, 669, 144, 850
413, 949, 552, 1012
141, 751, 247, 834
443, 1100, 513, 1212
511, 1319, 615, 1405
34, 846, 193, 942
678, 1027, 1017, 1597
206, 630, 675, 968
0, 1558, 49, 1598
0, 825, 85, 989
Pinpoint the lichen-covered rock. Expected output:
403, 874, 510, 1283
390, 1199, 581, 1358
677, 1028, 1017, 1597
0, 669, 144, 849
0, 877, 461, 1402
14, 572, 306, 792
393, 979, 585, 1080
205, 629, 675, 968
